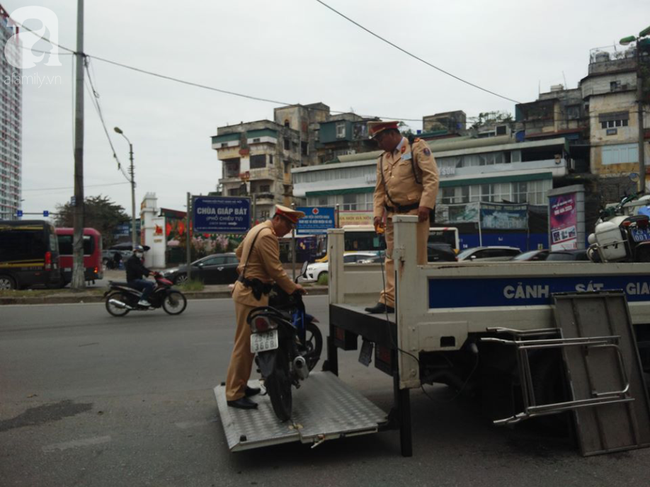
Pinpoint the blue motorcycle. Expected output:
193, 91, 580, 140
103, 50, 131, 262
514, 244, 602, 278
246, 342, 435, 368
247, 283, 322, 422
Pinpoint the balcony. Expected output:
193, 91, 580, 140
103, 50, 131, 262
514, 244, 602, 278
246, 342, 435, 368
252, 192, 275, 205
249, 167, 276, 181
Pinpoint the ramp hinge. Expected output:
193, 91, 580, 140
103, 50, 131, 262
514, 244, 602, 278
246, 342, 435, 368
310, 434, 326, 449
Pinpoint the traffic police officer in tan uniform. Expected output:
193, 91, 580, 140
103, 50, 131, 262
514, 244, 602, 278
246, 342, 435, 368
225, 205, 306, 409
365, 121, 439, 314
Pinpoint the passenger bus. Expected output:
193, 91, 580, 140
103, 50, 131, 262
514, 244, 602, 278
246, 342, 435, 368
0, 220, 62, 290
55, 227, 103, 285
315, 225, 460, 262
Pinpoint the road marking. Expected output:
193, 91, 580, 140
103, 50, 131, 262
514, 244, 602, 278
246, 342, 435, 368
42, 435, 112, 452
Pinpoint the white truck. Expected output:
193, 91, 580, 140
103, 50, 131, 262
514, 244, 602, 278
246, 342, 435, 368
326, 215, 650, 457
216, 215, 650, 456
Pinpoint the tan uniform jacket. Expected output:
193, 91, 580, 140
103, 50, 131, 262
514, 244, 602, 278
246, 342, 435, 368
232, 220, 298, 307
373, 138, 439, 219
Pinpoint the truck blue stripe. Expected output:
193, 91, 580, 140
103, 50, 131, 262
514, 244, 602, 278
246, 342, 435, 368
428, 275, 650, 308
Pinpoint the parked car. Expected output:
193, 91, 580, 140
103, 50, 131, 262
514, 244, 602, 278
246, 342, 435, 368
304, 252, 378, 282
511, 249, 550, 262
457, 246, 521, 262
163, 253, 239, 285
0, 220, 62, 290
428, 242, 457, 262
545, 249, 590, 261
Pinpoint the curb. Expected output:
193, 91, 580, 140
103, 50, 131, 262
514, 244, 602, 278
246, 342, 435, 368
0, 286, 329, 306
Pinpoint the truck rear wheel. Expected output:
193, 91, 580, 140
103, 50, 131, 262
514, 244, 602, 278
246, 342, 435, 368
530, 350, 570, 431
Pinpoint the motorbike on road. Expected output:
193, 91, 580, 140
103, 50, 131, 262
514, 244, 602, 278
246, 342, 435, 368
247, 264, 323, 422
104, 272, 187, 317
587, 193, 650, 263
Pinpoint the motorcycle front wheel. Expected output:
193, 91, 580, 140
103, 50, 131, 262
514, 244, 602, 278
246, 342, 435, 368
303, 322, 323, 371
264, 350, 292, 422
105, 291, 131, 317
162, 290, 187, 315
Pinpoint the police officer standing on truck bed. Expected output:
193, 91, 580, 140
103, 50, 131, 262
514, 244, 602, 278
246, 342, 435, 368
225, 205, 307, 410
365, 121, 439, 314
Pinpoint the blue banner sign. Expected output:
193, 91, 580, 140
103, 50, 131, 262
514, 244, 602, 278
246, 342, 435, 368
428, 275, 650, 309
296, 207, 335, 235
193, 196, 250, 234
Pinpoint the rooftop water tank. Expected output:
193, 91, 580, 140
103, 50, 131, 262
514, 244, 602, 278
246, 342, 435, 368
595, 51, 610, 63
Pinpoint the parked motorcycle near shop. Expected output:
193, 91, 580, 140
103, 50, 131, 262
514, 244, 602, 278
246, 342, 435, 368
587, 193, 650, 263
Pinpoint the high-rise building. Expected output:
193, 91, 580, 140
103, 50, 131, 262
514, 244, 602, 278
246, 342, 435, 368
0, 5, 21, 220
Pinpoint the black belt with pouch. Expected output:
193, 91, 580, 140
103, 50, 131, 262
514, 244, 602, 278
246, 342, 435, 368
238, 275, 273, 300
385, 202, 420, 214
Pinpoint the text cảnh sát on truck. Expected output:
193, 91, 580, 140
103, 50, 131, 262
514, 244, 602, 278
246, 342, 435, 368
326, 215, 650, 457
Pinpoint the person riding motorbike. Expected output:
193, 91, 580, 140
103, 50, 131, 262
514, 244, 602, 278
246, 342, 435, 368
125, 245, 154, 307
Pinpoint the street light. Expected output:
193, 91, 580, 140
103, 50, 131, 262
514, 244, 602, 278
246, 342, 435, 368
620, 26, 650, 192
114, 126, 137, 252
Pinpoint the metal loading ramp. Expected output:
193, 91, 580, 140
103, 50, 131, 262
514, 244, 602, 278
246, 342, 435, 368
484, 291, 650, 456
553, 292, 650, 456
214, 371, 388, 452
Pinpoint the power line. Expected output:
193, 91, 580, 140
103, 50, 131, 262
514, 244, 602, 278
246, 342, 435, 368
314, 0, 522, 104
89, 53, 297, 106
8, 19, 76, 54
9, 17, 425, 122
83, 58, 132, 183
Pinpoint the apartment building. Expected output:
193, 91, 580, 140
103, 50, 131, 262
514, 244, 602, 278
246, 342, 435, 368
212, 120, 301, 222
580, 44, 649, 191
0, 5, 21, 220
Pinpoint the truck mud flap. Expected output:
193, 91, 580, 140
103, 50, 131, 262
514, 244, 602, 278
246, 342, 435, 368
214, 371, 388, 452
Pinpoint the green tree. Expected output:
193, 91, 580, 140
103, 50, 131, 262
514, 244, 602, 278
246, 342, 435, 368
54, 195, 129, 248
471, 111, 514, 130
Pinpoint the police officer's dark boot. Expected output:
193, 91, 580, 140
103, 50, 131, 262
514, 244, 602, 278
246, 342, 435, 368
365, 302, 395, 314
245, 386, 261, 397
227, 397, 258, 410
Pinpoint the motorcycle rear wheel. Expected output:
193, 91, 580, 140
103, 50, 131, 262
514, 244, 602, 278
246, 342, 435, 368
265, 350, 292, 422
162, 290, 187, 315
105, 291, 131, 317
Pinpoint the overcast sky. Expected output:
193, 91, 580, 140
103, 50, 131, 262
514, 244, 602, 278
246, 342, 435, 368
7, 0, 649, 217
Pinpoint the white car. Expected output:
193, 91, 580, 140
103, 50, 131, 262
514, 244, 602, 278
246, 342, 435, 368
304, 252, 379, 282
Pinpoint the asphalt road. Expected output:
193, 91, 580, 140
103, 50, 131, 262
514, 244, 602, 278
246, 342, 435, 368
1, 298, 649, 487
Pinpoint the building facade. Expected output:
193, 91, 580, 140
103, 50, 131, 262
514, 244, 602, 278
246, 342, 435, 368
315, 112, 379, 164
212, 119, 303, 222
580, 45, 650, 192
0, 5, 21, 220
213, 103, 386, 222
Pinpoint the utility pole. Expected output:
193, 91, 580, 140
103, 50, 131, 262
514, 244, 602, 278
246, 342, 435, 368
621, 27, 650, 193
186, 193, 192, 281
114, 127, 137, 250
636, 44, 646, 192
129, 143, 136, 250
72, 0, 85, 290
